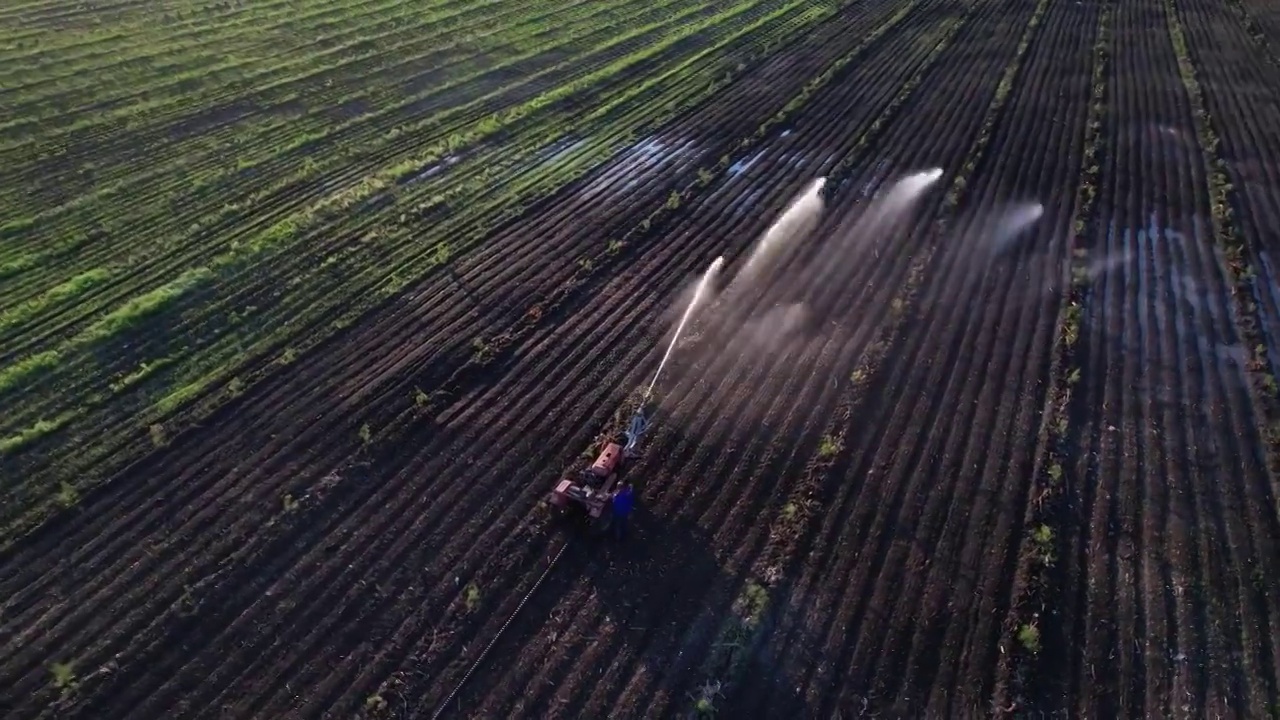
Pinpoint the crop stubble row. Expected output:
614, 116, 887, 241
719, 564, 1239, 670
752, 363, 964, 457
430, 0, 997, 713
1010, 0, 1280, 714
1232, 0, 1280, 52
1175, 0, 1280, 472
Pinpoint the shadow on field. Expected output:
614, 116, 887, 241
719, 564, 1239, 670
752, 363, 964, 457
569, 501, 724, 622
562, 502, 731, 694
444, 503, 733, 717
569, 507, 816, 718
444, 265, 483, 309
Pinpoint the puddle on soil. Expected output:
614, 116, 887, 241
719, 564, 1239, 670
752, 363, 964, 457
728, 148, 767, 177
728, 186, 768, 218
852, 160, 889, 197
621, 133, 697, 167
559, 132, 700, 202
1142, 122, 1197, 159
613, 134, 699, 190
407, 153, 465, 184
723, 126, 803, 178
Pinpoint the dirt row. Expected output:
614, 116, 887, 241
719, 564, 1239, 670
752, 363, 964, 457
421, 0, 1003, 711
726, 0, 1105, 715
182, 16, 955, 713
1173, 0, 1280, 471
421, 0, 1093, 713
0, 0, 825, 535
0, 0, 845, 624
241, 0, 978, 713
0, 0, 926, 716
1039, 0, 1280, 715
8, 0, 1279, 717
1, 0, 746, 355
5, 0, 1013, 712
0, 0, 866, 599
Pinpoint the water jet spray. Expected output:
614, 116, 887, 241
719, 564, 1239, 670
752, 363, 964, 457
725, 177, 827, 293
990, 201, 1046, 256
647, 255, 725, 398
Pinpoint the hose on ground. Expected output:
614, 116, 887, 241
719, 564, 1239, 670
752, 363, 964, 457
428, 539, 571, 719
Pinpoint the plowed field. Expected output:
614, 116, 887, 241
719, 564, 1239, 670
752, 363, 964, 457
2, 0, 1279, 717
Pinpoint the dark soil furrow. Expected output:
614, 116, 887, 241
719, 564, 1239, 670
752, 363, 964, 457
1049, 0, 1279, 713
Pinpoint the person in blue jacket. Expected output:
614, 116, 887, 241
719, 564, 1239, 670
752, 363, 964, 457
611, 483, 635, 540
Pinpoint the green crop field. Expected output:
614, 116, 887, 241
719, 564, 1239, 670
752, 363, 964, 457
0, 0, 837, 542
5, 0, 1280, 717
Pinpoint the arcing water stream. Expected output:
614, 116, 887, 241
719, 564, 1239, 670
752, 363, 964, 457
721, 176, 827, 301
645, 169, 1049, 415
646, 255, 725, 398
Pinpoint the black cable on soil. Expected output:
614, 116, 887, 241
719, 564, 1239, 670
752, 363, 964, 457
427, 539, 572, 720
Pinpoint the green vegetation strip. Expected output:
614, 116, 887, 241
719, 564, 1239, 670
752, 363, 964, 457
135, 0, 819, 414
0, 0, 837, 548
1, 0, 689, 273
681, 5, 1003, 715
1, 0, 484, 137
996, 1, 1111, 709
0, 268, 211, 396
0, 268, 112, 332
1, 0, 766, 339
1163, 0, 1280, 485
0, 0, 793, 415
0, 0, 693, 291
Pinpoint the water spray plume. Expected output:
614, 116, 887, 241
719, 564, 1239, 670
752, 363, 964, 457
647, 256, 725, 398
839, 168, 944, 246
889, 167, 943, 202
725, 177, 826, 295
990, 201, 1046, 255
917, 167, 944, 184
